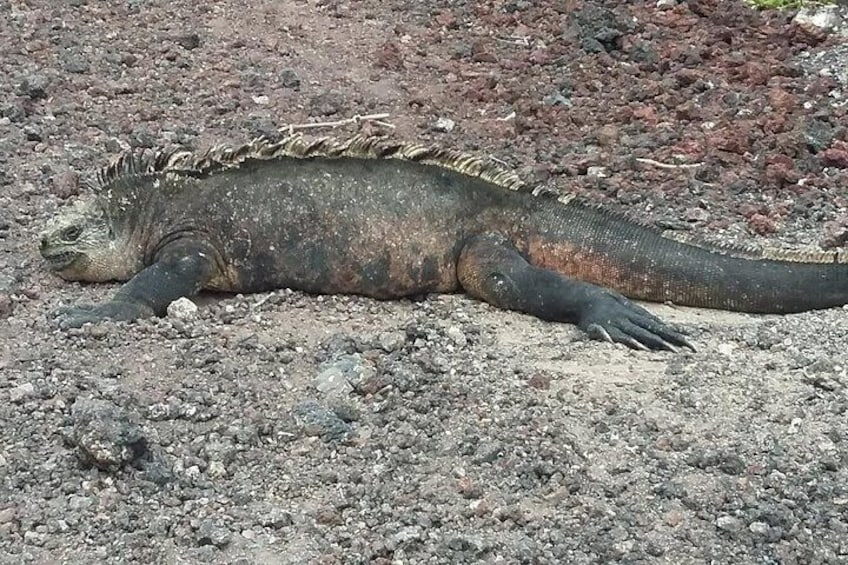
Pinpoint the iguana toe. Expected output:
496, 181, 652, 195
53, 301, 153, 328
578, 291, 692, 352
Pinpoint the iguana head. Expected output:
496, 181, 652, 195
39, 200, 133, 282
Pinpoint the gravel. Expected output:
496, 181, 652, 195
1, 0, 847, 563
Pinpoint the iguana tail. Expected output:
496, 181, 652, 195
523, 198, 848, 314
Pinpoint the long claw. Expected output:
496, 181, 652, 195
623, 336, 651, 352
603, 326, 652, 351
585, 323, 614, 344
678, 335, 696, 352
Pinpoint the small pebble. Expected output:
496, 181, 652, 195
446, 326, 466, 347
197, 520, 231, 548
717, 343, 735, 356
793, 6, 840, 32
716, 515, 743, 532
167, 297, 198, 319
0, 508, 16, 524
749, 521, 769, 536
433, 117, 456, 132
378, 331, 406, 352
260, 509, 293, 529
9, 383, 35, 403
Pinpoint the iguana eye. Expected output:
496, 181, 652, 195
61, 225, 83, 242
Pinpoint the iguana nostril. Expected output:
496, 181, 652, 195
40, 237, 49, 251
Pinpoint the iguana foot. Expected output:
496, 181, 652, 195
458, 235, 694, 352
577, 289, 693, 352
53, 301, 154, 328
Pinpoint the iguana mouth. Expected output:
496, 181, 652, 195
42, 250, 81, 271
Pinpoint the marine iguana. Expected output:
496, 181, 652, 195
40, 133, 848, 351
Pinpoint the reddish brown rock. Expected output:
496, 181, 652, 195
374, 40, 404, 71
821, 216, 848, 249
740, 62, 770, 86
433, 9, 457, 29
470, 40, 498, 63
50, 170, 81, 199
594, 124, 620, 147
747, 213, 778, 236
670, 139, 706, 160
738, 203, 766, 219
767, 87, 797, 112
527, 373, 551, 390
675, 101, 701, 121
708, 128, 751, 155
821, 141, 848, 168
631, 104, 658, 126
763, 154, 799, 187
762, 115, 789, 135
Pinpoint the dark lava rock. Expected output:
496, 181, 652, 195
16, 73, 49, 100
177, 32, 201, 50
280, 68, 301, 89
308, 91, 345, 116
63, 53, 91, 74
292, 400, 353, 442
196, 520, 231, 548
67, 398, 150, 472
565, 4, 633, 54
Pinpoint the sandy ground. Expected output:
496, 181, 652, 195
1, 1, 848, 563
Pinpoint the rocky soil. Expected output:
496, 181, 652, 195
1, 1, 847, 563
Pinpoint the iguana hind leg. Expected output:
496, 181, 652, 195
456, 235, 692, 351
54, 239, 217, 328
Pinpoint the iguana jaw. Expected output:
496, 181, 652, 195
41, 247, 85, 273
40, 239, 141, 282
39, 233, 99, 280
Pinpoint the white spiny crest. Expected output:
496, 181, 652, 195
89, 133, 533, 195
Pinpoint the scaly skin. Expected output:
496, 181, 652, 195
39, 135, 848, 351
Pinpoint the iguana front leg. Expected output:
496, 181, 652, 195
54, 240, 218, 328
457, 235, 693, 351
